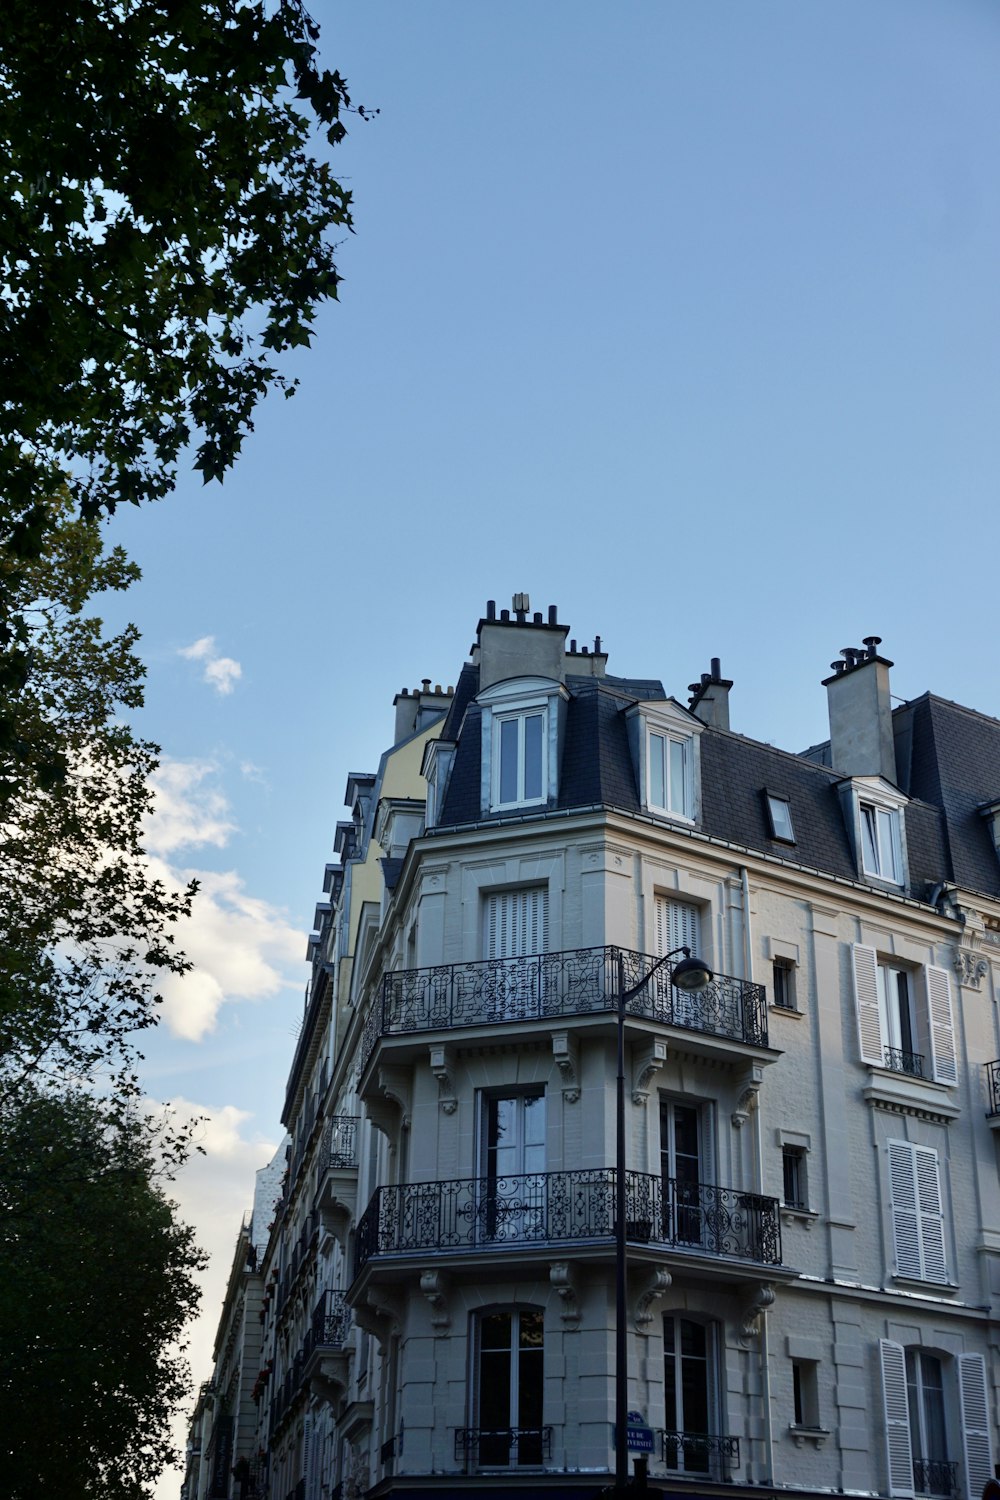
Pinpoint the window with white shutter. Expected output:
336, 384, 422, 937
888, 1141, 947, 1284
852, 948, 957, 1087
880, 1338, 916, 1498
655, 896, 701, 958
483, 888, 549, 1021
958, 1353, 994, 1500
853, 944, 884, 1067
924, 966, 957, 1085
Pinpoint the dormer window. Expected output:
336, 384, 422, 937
627, 699, 702, 824
495, 708, 545, 808
859, 800, 902, 883
477, 677, 567, 816
764, 792, 795, 844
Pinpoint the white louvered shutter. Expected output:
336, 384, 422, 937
925, 965, 958, 1085
914, 1146, 947, 1282
655, 896, 701, 957
853, 944, 884, 1066
889, 1141, 922, 1279
485, 888, 548, 960
880, 1338, 915, 1497
958, 1352, 994, 1500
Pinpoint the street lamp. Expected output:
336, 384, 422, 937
614, 945, 713, 1495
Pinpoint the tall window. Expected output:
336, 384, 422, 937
880, 1341, 993, 1500
661, 1099, 705, 1246
475, 1308, 544, 1467
663, 1316, 720, 1475
852, 946, 957, 1085
483, 888, 548, 1020
493, 709, 546, 809
772, 957, 796, 1011
481, 1090, 545, 1241
877, 962, 919, 1075
888, 1140, 947, 1284
860, 800, 902, 883
648, 729, 692, 819
907, 1351, 949, 1496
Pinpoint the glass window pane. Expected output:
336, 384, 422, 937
878, 808, 898, 880
649, 733, 665, 807
523, 713, 544, 801
669, 737, 687, 814
498, 718, 519, 804
768, 795, 794, 841
860, 805, 879, 873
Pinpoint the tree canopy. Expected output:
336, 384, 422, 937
0, 495, 194, 1105
1, 0, 357, 557
0, 1084, 204, 1498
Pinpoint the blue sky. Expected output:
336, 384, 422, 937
91, 3, 1000, 1483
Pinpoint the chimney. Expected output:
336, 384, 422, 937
476, 594, 570, 690
822, 637, 896, 782
688, 657, 733, 731
393, 687, 418, 743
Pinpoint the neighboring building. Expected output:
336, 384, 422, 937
196, 598, 1000, 1500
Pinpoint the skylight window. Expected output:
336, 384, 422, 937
765, 793, 795, 844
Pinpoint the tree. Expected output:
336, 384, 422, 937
0, 494, 195, 1103
0, 1083, 205, 1498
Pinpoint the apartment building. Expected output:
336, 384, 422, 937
203, 599, 1000, 1500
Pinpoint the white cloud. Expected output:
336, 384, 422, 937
179, 635, 242, 696
145, 759, 237, 856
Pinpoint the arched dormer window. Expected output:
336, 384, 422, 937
477, 677, 567, 815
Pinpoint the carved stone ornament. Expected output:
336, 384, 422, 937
353, 1287, 404, 1350
419, 1268, 450, 1331
732, 1064, 764, 1129
551, 1031, 580, 1103
633, 1267, 672, 1330
953, 947, 989, 991
429, 1044, 458, 1113
633, 1039, 667, 1105
739, 1282, 775, 1340
549, 1261, 581, 1324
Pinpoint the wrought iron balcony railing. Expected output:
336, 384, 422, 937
455, 1427, 553, 1467
661, 1431, 740, 1479
361, 944, 768, 1071
309, 1288, 351, 1351
322, 1115, 359, 1170
354, 1168, 781, 1276
884, 1046, 925, 1079
986, 1060, 1000, 1118
913, 1458, 959, 1497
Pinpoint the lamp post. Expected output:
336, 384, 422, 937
614, 945, 713, 1496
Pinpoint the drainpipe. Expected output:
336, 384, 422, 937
740, 865, 774, 1485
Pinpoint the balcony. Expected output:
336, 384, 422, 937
361, 945, 769, 1074
455, 1426, 553, 1467
884, 1046, 925, 1079
661, 1431, 740, 1481
913, 1458, 959, 1498
316, 1117, 359, 1241
986, 1060, 1000, 1119
353, 1168, 781, 1279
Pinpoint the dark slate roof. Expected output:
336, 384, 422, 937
433, 668, 996, 901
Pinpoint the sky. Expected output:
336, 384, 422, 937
89, 4, 1000, 1493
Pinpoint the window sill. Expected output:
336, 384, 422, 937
788, 1425, 830, 1450
863, 1071, 960, 1122
781, 1207, 820, 1230
891, 1273, 958, 1294
769, 1003, 803, 1018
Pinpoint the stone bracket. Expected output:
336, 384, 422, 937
632, 1038, 667, 1105
739, 1281, 775, 1339
420, 1268, 451, 1332
633, 1266, 671, 1330
550, 1261, 581, 1324
551, 1031, 580, 1103
953, 946, 989, 991
429, 1044, 457, 1114
353, 1287, 404, 1351
732, 1063, 764, 1129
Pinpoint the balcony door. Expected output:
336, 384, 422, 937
661, 1098, 705, 1246
663, 1315, 720, 1475
481, 1090, 546, 1242
484, 887, 548, 1020
475, 1307, 544, 1466
655, 896, 702, 1028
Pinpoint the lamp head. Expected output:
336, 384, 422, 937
671, 953, 713, 991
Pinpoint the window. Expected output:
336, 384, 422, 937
888, 1140, 947, 1283
860, 800, 903, 883
483, 887, 548, 1020
661, 1099, 707, 1246
473, 1308, 544, 1467
493, 708, 546, 809
792, 1361, 821, 1429
765, 793, 795, 843
851, 946, 957, 1084
880, 1342, 994, 1500
772, 957, 796, 1011
782, 1147, 807, 1211
648, 729, 692, 819
653, 896, 711, 1030
480, 1090, 546, 1240
663, 1316, 727, 1477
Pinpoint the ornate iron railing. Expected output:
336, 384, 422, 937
913, 1458, 958, 1497
309, 1288, 351, 1351
884, 1046, 924, 1079
985, 1060, 1000, 1117
455, 1427, 553, 1466
361, 944, 768, 1071
322, 1115, 359, 1169
354, 1169, 781, 1275
661, 1431, 740, 1478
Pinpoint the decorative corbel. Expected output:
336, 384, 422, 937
739, 1282, 775, 1340
551, 1032, 580, 1103
549, 1262, 581, 1324
633, 1267, 671, 1330
353, 1285, 404, 1350
428, 1045, 458, 1114
367, 1064, 413, 1139
419, 1268, 451, 1331
732, 1063, 764, 1129
632, 1038, 667, 1105
953, 947, 990, 991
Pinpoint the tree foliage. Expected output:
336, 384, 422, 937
0, 1084, 205, 1498
1, 0, 357, 555
0, 495, 194, 1104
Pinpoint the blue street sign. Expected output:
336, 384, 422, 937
626, 1410, 654, 1453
